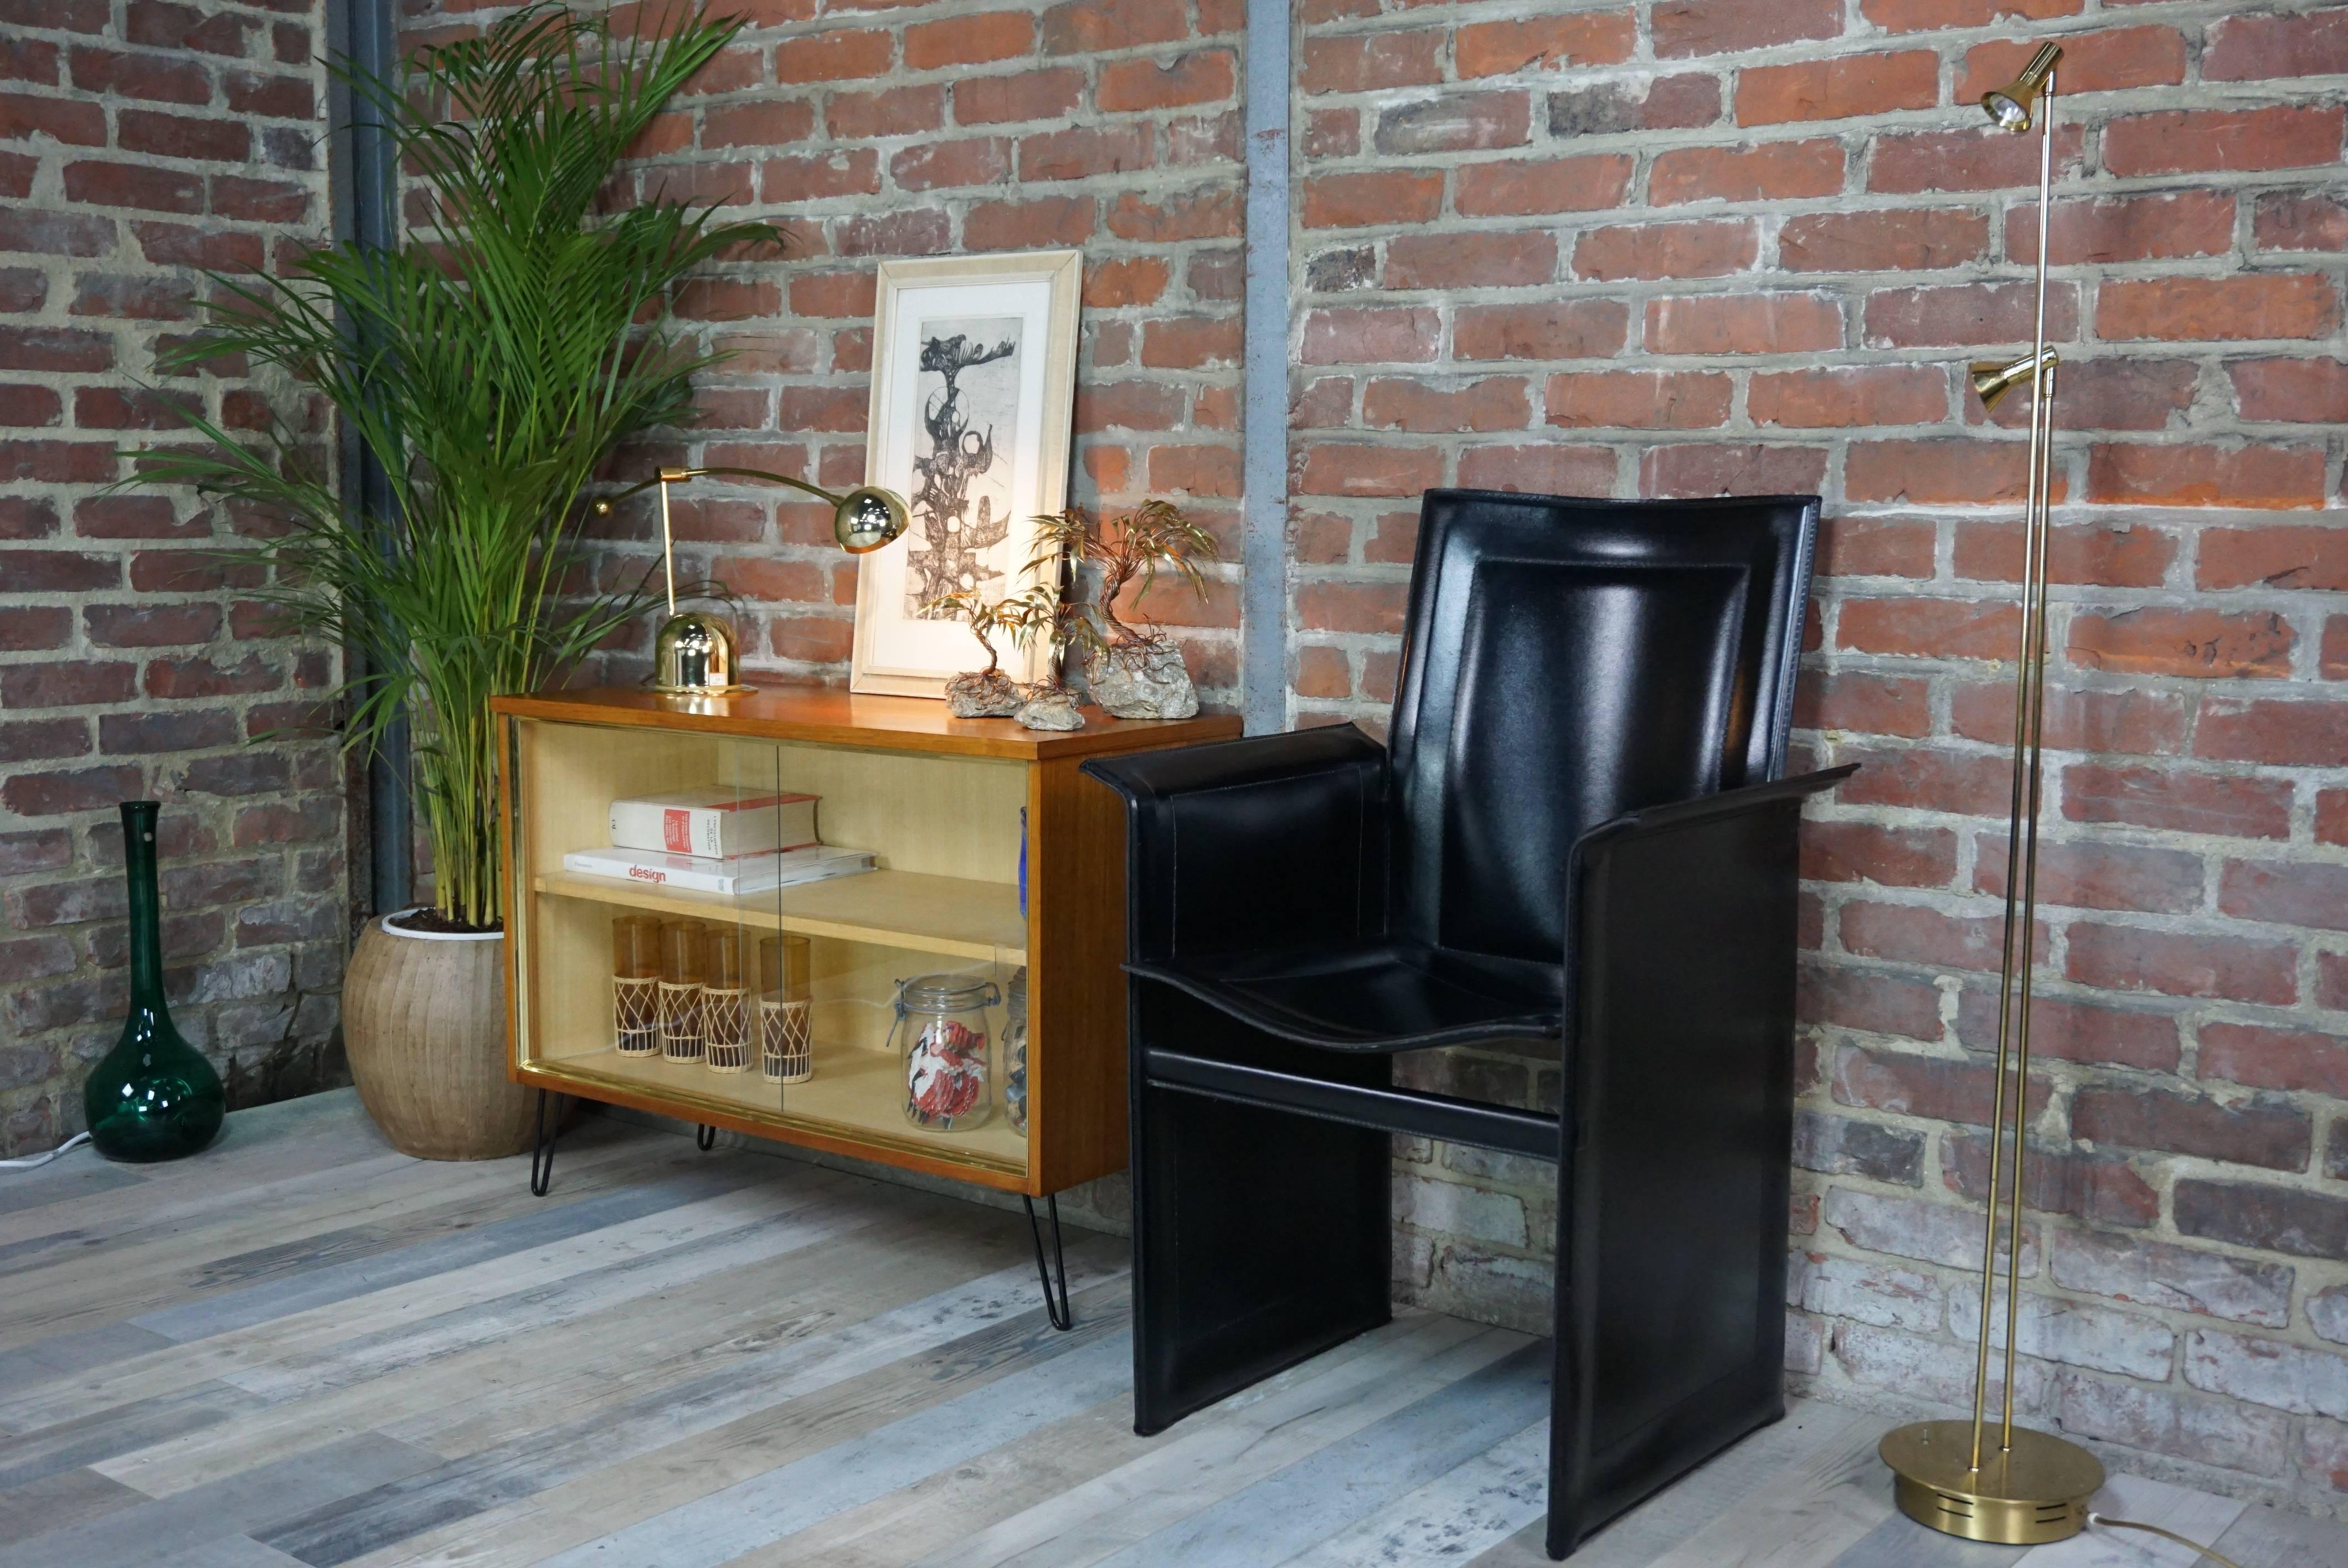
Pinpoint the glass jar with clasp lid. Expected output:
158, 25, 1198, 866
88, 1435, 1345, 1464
889, 972, 1000, 1132
1002, 968, 1029, 1136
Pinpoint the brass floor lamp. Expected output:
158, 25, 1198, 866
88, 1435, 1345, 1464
1875, 40, 2109, 1546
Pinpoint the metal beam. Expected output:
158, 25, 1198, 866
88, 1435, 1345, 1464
331, 0, 411, 915
1239, 0, 1291, 736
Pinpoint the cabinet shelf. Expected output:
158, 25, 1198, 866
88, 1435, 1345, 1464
534, 866, 1027, 964
524, 1044, 1031, 1180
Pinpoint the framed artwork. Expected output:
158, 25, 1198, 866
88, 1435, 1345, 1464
852, 249, 1083, 698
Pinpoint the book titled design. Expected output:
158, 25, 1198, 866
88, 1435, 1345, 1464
609, 787, 818, 860
562, 844, 875, 896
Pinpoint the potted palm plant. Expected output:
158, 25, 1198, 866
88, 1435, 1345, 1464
133, 4, 781, 1158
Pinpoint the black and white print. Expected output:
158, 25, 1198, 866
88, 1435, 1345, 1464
907, 317, 1024, 617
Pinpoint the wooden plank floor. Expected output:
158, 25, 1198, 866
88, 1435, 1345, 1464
2, 1092, 2340, 1568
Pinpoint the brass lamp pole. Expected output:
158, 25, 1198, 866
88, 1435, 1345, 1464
1877, 40, 2108, 1546
593, 467, 909, 696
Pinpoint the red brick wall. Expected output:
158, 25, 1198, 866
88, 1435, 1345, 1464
465, 0, 1249, 696
1295, 0, 2348, 1512
0, 0, 344, 1154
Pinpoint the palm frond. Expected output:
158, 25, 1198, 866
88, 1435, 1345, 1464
132, 1, 782, 927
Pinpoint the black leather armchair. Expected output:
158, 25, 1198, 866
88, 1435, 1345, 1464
1081, 489, 1851, 1559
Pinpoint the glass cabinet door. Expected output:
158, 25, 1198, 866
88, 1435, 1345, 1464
514, 717, 1032, 1182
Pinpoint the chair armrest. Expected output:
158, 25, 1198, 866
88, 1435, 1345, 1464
1583, 764, 1856, 847
1080, 725, 1390, 962
1564, 764, 1854, 1011
1550, 763, 1852, 1497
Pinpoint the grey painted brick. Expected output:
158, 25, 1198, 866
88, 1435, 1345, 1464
1823, 1188, 2038, 1275
2185, 1328, 2348, 1421
1395, 1173, 1528, 1250
2056, 1369, 2293, 1476
1949, 1282, 2175, 1381
1793, 1253, 1942, 1333
2051, 1229, 2293, 1328
1792, 1112, 1926, 1186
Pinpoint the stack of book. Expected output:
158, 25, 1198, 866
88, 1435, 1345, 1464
562, 787, 874, 895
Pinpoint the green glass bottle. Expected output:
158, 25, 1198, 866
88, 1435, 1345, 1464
84, 801, 225, 1162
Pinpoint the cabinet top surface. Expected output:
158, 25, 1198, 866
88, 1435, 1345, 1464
491, 682, 1242, 759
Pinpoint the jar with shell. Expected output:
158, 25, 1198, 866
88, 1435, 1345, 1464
889, 972, 998, 1133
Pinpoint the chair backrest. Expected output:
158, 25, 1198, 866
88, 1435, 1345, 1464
1386, 489, 1819, 966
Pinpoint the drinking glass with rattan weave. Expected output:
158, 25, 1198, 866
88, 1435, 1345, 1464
703, 926, 750, 1074
658, 919, 706, 1062
611, 914, 660, 1055
759, 933, 812, 1084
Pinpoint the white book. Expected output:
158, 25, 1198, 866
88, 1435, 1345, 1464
608, 787, 818, 859
561, 844, 875, 897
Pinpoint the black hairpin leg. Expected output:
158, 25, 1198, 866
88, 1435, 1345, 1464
1024, 1193, 1073, 1331
696, 1123, 718, 1152
529, 1090, 563, 1198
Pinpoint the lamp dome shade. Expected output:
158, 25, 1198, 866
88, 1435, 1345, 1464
835, 487, 910, 554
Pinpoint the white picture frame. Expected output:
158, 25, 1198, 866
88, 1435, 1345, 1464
852, 249, 1083, 698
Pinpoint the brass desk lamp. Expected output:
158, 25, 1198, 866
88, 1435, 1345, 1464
594, 466, 909, 695
1877, 39, 2105, 1546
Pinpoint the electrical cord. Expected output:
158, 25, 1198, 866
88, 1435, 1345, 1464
2090, 1512, 2246, 1568
0, 1131, 91, 1170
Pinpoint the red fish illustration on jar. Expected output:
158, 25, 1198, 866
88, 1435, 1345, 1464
907, 1017, 987, 1125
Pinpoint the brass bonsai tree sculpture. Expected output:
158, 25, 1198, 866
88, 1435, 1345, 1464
1030, 499, 1216, 719
928, 498, 1217, 726
925, 587, 1024, 718
927, 582, 1100, 729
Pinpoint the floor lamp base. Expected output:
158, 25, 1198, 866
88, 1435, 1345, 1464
1880, 1421, 2104, 1545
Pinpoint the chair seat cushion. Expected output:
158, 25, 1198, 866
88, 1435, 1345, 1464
1130, 940, 1563, 1052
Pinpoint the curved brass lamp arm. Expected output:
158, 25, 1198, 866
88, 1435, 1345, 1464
591, 464, 911, 557
670, 465, 855, 506
590, 475, 668, 512
591, 465, 840, 511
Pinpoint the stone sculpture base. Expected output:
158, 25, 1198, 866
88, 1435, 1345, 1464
1092, 642, 1199, 720
1015, 687, 1085, 730
945, 668, 1023, 718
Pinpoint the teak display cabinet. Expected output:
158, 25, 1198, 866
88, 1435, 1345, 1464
492, 684, 1237, 1197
